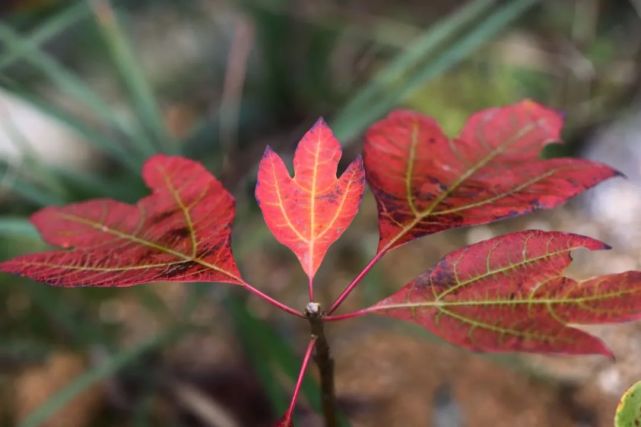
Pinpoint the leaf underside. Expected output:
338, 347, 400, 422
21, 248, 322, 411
0, 155, 244, 287
371, 230, 641, 356
364, 100, 619, 253
256, 119, 365, 279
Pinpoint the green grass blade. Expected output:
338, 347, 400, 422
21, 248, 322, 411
0, 109, 62, 184
0, 116, 69, 205
0, 2, 90, 72
0, 182, 62, 206
91, 0, 176, 154
0, 108, 103, 201
0, 24, 154, 158
395, 0, 538, 105
46, 164, 125, 199
25, 283, 113, 348
0, 161, 65, 205
239, 0, 418, 48
333, 0, 539, 141
0, 89, 135, 200
18, 330, 177, 427
230, 298, 288, 412
333, 0, 496, 133
0, 79, 141, 172
0, 217, 38, 239
9, 185, 62, 205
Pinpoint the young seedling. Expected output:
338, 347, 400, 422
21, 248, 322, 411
3, 100, 641, 427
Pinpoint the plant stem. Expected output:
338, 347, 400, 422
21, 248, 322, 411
327, 250, 386, 314
308, 276, 314, 302
305, 303, 337, 427
240, 281, 304, 318
282, 336, 318, 425
324, 306, 375, 321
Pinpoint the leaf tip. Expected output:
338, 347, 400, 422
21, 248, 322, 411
312, 116, 328, 129
594, 162, 625, 181
591, 238, 612, 251
599, 345, 616, 361
583, 334, 615, 360
561, 232, 612, 252
142, 153, 176, 175
613, 169, 627, 179
304, 117, 340, 149
262, 145, 276, 157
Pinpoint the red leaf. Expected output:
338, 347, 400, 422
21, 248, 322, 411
256, 119, 365, 279
0, 155, 244, 287
363, 100, 619, 253
369, 230, 641, 356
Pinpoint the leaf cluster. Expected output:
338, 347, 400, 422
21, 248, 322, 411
3, 100, 640, 426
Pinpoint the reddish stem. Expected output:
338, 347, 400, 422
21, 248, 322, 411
324, 307, 375, 321
308, 276, 314, 302
240, 281, 304, 318
327, 251, 386, 314
282, 336, 318, 425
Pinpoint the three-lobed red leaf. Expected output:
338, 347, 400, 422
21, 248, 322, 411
370, 230, 641, 356
256, 119, 365, 280
364, 100, 619, 253
0, 155, 244, 287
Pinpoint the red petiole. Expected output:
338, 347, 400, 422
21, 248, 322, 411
281, 336, 318, 425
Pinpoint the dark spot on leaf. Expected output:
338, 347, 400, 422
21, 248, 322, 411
377, 191, 403, 204
413, 272, 431, 289
319, 189, 340, 203
165, 261, 196, 277
529, 199, 543, 209
152, 209, 179, 224
506, 209, 521, 218
197, 241, 225, 260
167, 227, 191, 239
430, 264, 456, 290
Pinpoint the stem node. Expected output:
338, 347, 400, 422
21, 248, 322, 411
305, 304, 338, 427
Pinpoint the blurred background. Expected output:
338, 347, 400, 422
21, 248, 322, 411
1, 0, 641, 426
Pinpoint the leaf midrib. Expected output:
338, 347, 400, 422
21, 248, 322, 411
55, 211, 242, 283
374, 285, 640, 310
436, 305, 574, 345
381, 121, 539, 250
436, 242, 574, 300
309, 136, 321, 274
159, 165, 198, 257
